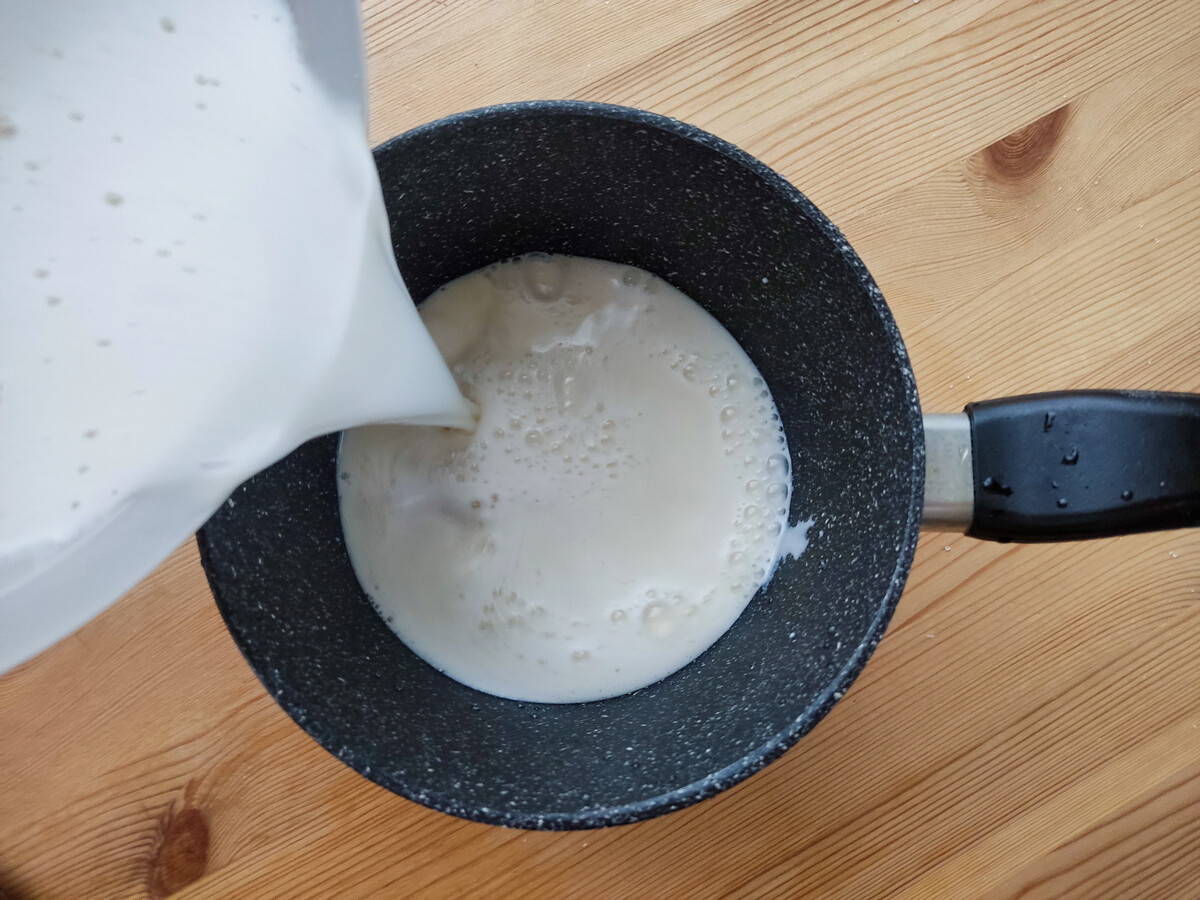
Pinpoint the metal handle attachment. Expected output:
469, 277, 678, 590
922, 413, 973, 530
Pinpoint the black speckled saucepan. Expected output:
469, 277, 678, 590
197, 101, 1200, 830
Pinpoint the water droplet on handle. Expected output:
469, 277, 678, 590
982, 476, 1013, 496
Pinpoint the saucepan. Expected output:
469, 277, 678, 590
198, 101, 1200, 829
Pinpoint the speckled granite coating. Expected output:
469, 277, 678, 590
197, 101, 924, 829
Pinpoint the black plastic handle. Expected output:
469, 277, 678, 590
966, 391, 1200, 542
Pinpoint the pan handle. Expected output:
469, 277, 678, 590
923, 391, 1200, 541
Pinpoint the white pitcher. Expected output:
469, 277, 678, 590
0, 0, 468, 669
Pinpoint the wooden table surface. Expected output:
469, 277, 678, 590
3, 1, 1200, 896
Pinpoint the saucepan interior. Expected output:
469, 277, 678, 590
198, 101, 923, 828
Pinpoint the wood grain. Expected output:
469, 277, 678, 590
3, 1, 1199, 897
